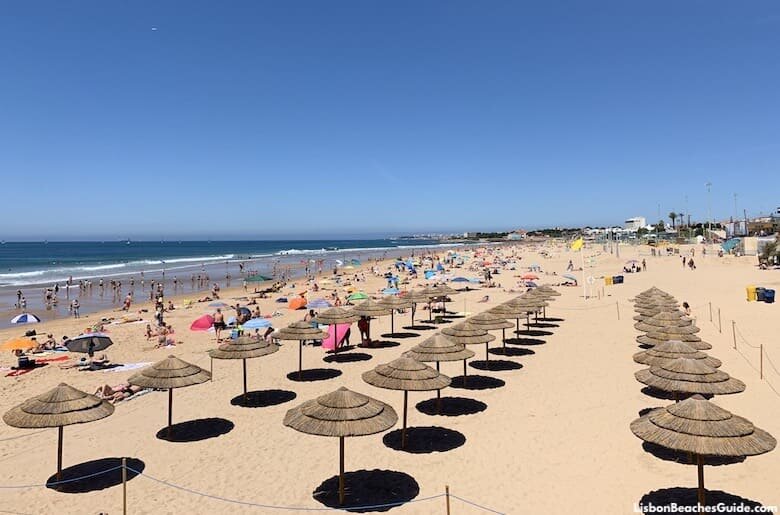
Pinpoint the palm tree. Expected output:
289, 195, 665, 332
668, 212, 677, 229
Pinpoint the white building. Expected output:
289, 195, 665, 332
624, 217, 646, 231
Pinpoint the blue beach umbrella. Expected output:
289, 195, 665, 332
243, 318, 272, 329
11, 313, 41, 324
563, 274, 578, 282
451, 277, 470, 283
382, 287, 400, 295
307, 298, 332, 309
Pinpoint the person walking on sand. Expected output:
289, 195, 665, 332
213, 308, 226, 342
71, 299, 80, 318
642, 259, 646, 272
688, 258, 696, 270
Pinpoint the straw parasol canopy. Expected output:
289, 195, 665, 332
536, 285, 561, 297
633, 341, 722, 368
638, 331, 712, 350
406, 333, 475, 395
3, 383, 114, 479
273, 321, 330, 380
402, 289, 433, 325
129, 356, 211, 436
465, 312, 514, 359
313, 307, 360, 354
209, 336, 279, 401
379, 295, 413, 334
350, 298, 391, 318
631, 395, 776, 507
635, 312, 698, 333
284, 387, 398, 505
362, 357, 450, 449
441, 322, 496, 345
635, 358, 746, 397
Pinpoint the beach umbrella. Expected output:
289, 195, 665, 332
491, 299, 539, 334
128, 356, 211, 437
441, 322, 495, 382
307, 298, 333, 309
245, 274, 273, 282
284, 387, 397, 505
273, 321, 330, 380
402, 289, 432, 325
406, 334, 474, 411
10, 313, 41, 324
429, 283, 458, 318
638, 331, 712, 351
562, 274, 578, 282
466, 312, 514, 358
0, 337, 37, 351
521, 272, 539, 280
3, 383, 114, 480
65, 334, 113, 354
633, 341, 721, 368
209, 336, 279, 402
631, 395, 776, 507
349, 299, 391, 343
313, 308, 360, 354
451, 277, 470, 283
379, 295, 413, 335
190, 314, 215, 332
362, 357, 450, 449
243, 318, 271, 329
347, 292, 368, 302
635, 358, 745, 398
635, 312, 698, 333
536, 285, 561, 297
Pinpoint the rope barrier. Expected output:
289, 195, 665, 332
0, 429, 50, 443
734, 325, 761, 349
449, 494, 508, 514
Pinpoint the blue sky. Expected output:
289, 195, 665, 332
1, 1, 778, 239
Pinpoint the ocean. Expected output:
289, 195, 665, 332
0, 239, 464, 327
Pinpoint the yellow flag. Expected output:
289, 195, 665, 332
570, 237, 584, 251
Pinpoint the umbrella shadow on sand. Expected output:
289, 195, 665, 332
403, 325, 436, 331
527, 322, 560, 329
538, 317, 565, 323
504, 337, 546, 346
489, 347, 535, 357
313, 469, 420, 512
323, 352, 373, 364
383, 426, 466, 454
416, 397, 487, 417
156, 417, 234, 442
640, 387, 712, 402
358, 340, 401, 349
513, 329, 553, 337
449, 375, 505, 390
380, 332, 418, 339
287, 368, 342, 382
46, 457, 144, 493
230, 389, 296, 408
641, 442, 745, 466
637, 488, 764, 514
469, 360, 523, 372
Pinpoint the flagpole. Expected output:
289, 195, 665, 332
581, 242, 586, 302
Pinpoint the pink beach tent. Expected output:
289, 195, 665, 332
190, 314, 215, 331
321, 323, 352, 351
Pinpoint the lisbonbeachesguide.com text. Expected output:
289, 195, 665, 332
634, 503, 777, 513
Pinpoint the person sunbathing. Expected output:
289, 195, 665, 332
95, 383, 143, 403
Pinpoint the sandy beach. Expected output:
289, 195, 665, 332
1, 242, 778, 514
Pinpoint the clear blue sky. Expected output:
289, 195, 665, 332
2, 1, 779, 240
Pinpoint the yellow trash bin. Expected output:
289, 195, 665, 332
746, 285, 757, 302
605, 276, 613, 286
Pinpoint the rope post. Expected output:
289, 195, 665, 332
616, 301, 620, 320
709, 302, 712, 322
760, 344, 763, 380
445, 485, 451, 515
718, 308, 722, 333
732, 321, 736, 350
122, 457, 127, 515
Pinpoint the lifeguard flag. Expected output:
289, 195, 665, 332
570, 238, 584, 251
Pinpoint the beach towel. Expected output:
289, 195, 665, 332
104, 362, 152, 373
322, 323, 351, 351
5, 364, 48, 377
34, 356, 70, 363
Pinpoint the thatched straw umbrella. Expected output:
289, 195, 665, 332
3, 383, 114, 480
414, 286, 438, 322
635, 358, 745, 399
490, 301, 536, 337
273, 321, 330, 380
525, 289, 555, 318
349, 299, 391, 344
208, 336, 279, 402
430, 283, 458, 318
362, 357, 450, 449
284, 387, 397, 505
465, 312, 514, 359
635, 312, 698, 333
441, 322, 495, 383
379, 295, 413, 334
129, 356, 211, 437
637, 331, 712, 350
633, 341, 722, 368
631, 395, 776, 507
313, 308, 360, 354
536, 285, 561, 297
515, 295, 549, 324
406, 334, 475, 412
402, 289, 432, 326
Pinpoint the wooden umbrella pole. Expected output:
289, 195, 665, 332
391, 312, 395, 335
411, 304, 416, 326
298, 341, 303, 380
242, 359, 248, 401
402, 391, 408, 449
485, 342, 489, 362
57, 426, 63, 480
697, 454, 706, 509
502, 328, 506, 349
463, 359, 468, 387
436, 389, 442, 415
339, 436, 345, 505
168, 389, 173, 437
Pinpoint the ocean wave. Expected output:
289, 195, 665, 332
135, 254, 235, 265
